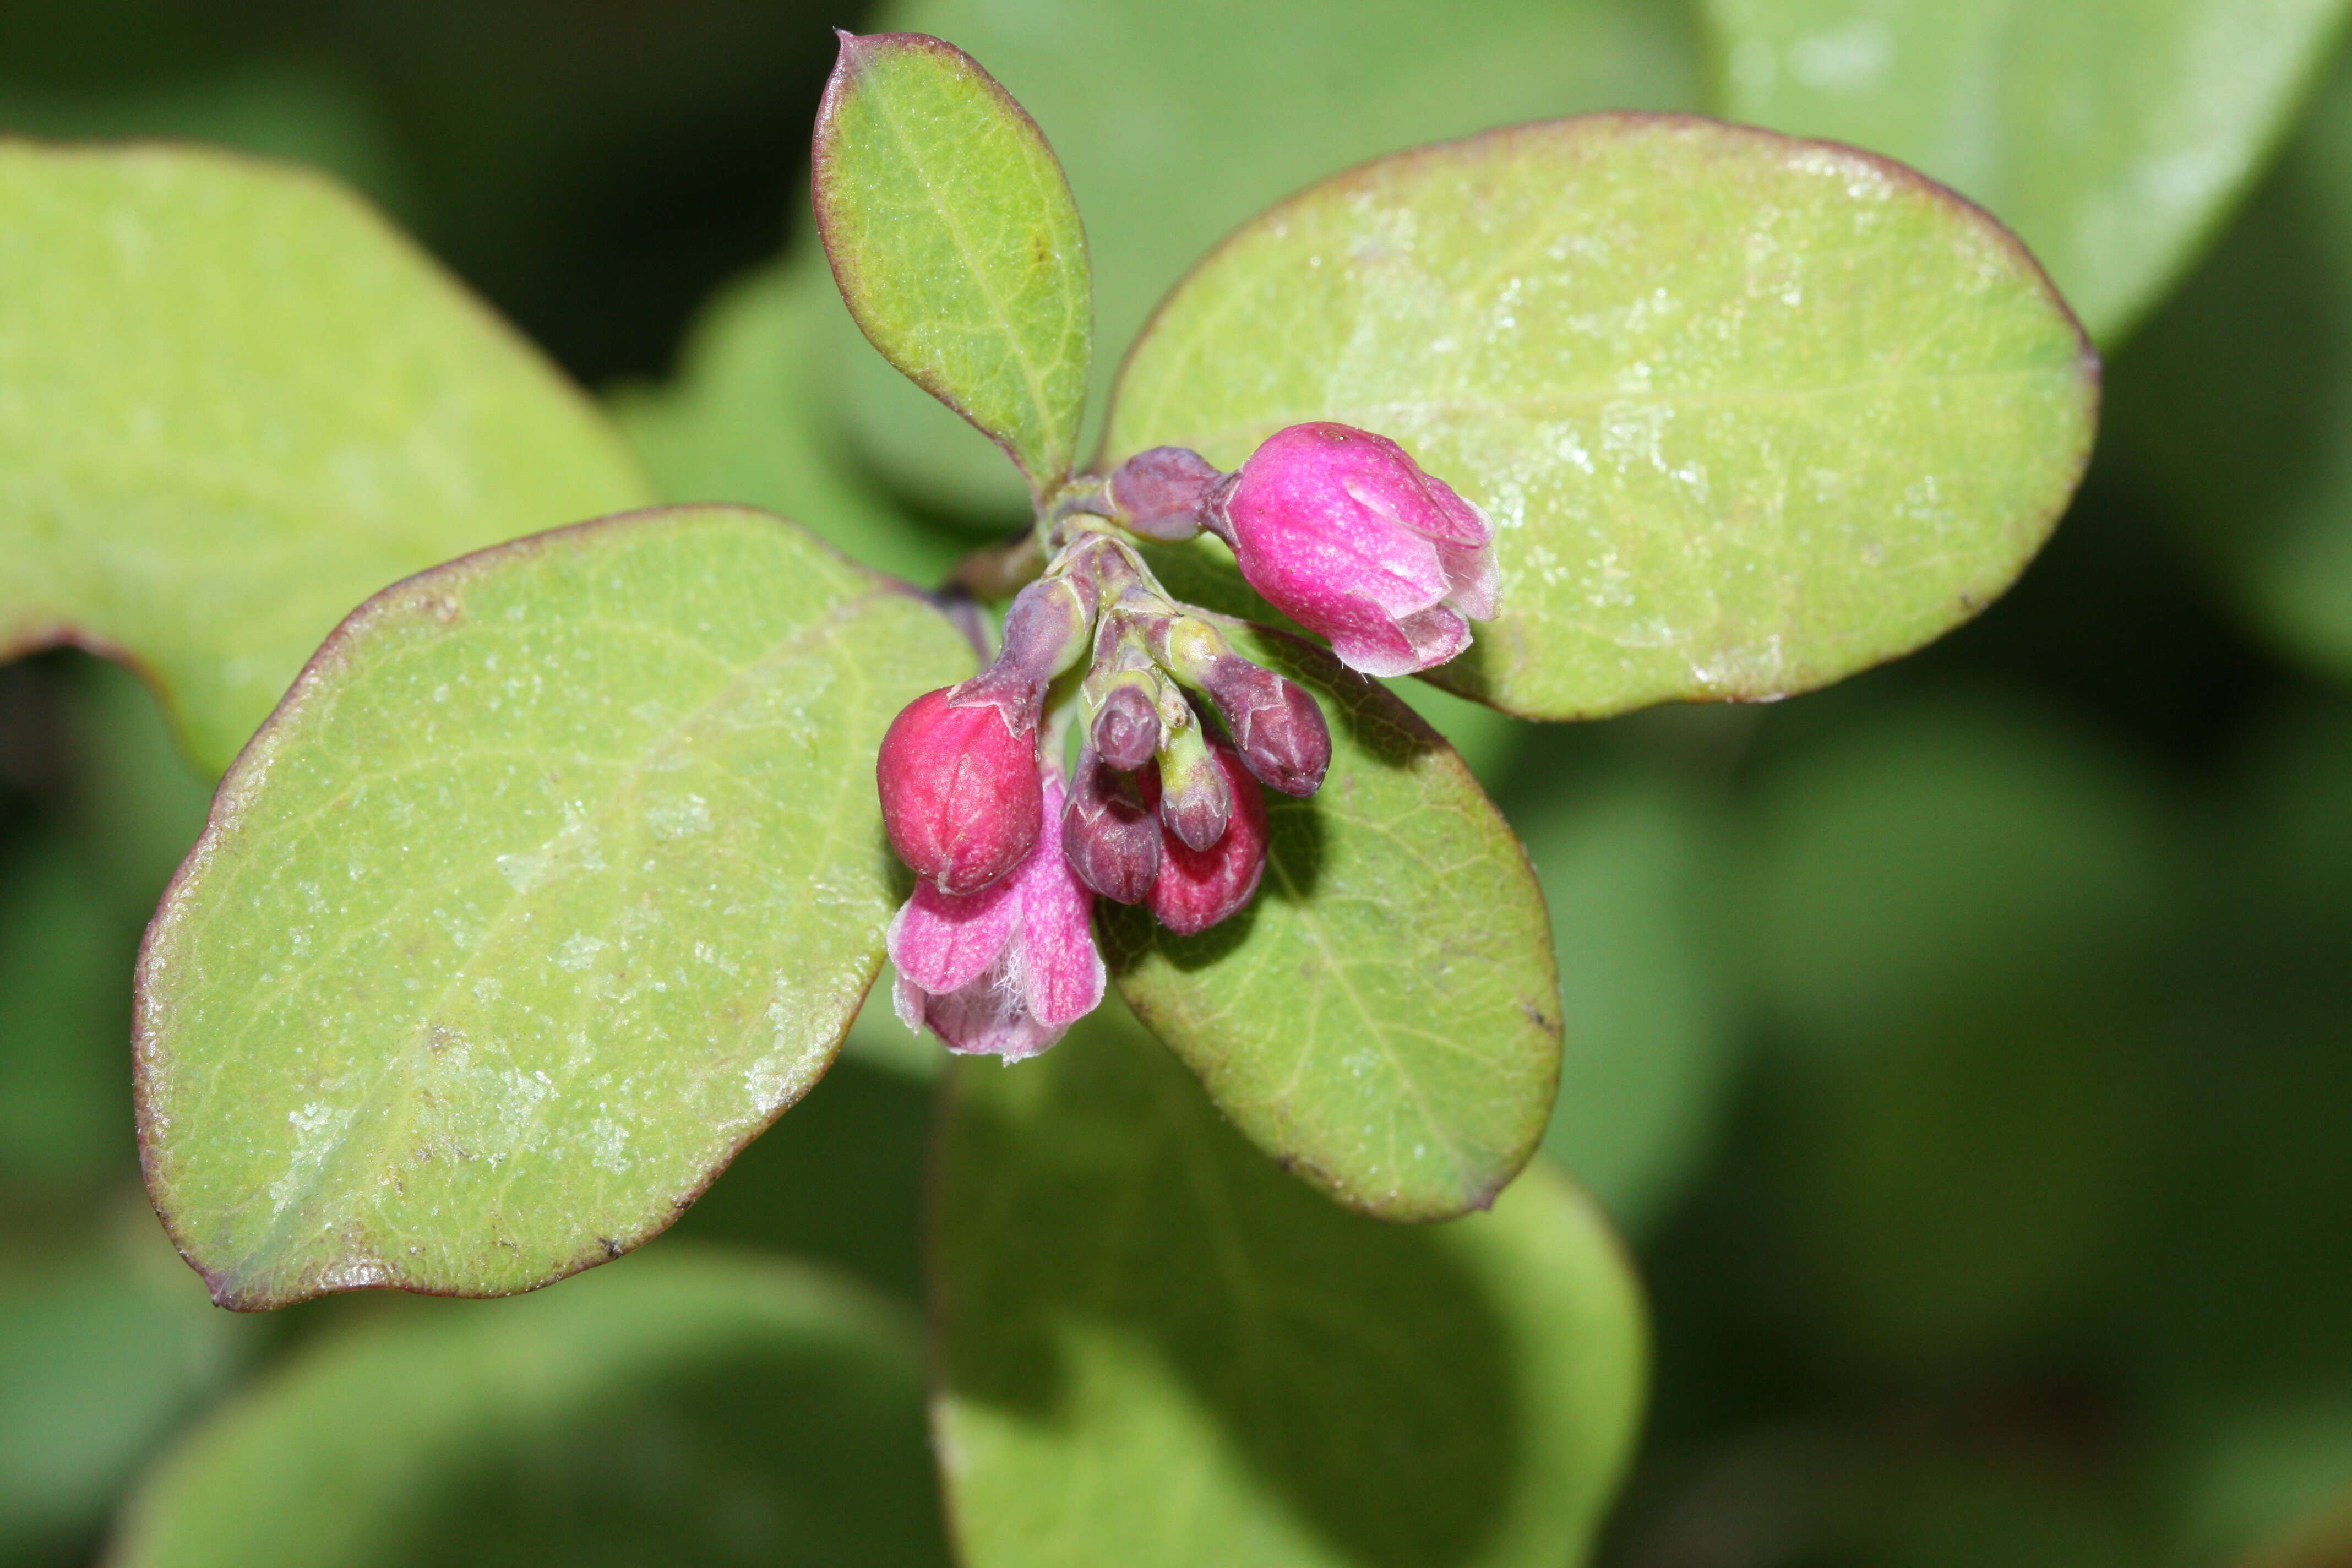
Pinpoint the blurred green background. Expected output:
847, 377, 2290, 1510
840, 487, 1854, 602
3, 0, 2350, 1564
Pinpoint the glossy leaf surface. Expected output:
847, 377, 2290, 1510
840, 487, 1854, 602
1107, 116, 2099, 722
136, 507, 974, 1308
842, 0, 1703, 519
932, 1009, 1646, 1568
813, 31, 1091, 492
1102, 625, 1560, 1222
0, 144, 653, 774
1705, 0, 2350, 345
111, 1250, 948, 1567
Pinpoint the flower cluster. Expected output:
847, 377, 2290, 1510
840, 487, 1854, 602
879, 421, 1497, 1058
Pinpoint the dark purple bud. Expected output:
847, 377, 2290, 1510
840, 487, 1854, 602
1201, 656, 1330, 797
1091, 678, 1162, 772
1106, 446, 1224, 541
1061, 750, 1162, 905
1155, 719, 1232, 852
1139, 736, 1270, 936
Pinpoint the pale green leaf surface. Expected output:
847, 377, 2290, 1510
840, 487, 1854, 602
1705, 0, 2350, 346
135, 506, 974, 1308
0, 143, 654, 774
1103, 625, 1560, 1222
846, 0, 1703, 520
932, 1008, 1646, 1568
2104, 48, 2352, 683
1106, 116, 2099, 722
110, 1249, 948, 1568
1521, 775, 1744, 1235
608, 255, 968, 587
813, 31, 1090, 491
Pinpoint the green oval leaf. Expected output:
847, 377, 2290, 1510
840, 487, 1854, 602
1103, 624, 1560, 1222
840, 0, 1703, 521
1704, 0, 2350, 347
1105, 116, 2098, 722
0, 143, 654, 774
931, 1009, 1647, 1568
813, 31, 1091, 493
135, 505, 974, 1309
110, 1250, 948, 1567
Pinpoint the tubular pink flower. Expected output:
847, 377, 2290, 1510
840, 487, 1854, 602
1213, 422, 1498, 678
886, 767, 1104, 1061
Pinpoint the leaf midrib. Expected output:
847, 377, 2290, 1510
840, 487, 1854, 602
857, 59, 1074, 481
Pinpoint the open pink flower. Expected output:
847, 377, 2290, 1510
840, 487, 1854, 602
886, 766, 1104, 1060
1213, 422, 1498, 678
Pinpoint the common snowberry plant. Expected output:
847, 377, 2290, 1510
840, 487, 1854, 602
2, 24, 2097, 1562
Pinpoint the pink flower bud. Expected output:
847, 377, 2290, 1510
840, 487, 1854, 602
1090, 678, 1162, 772
1200, 655, 1330, 797
1061, 749, 1161, 904
1211, 422, 1498, 678
888, 767, 1104, 1060
1154, 720, 1232, 852
1105, 445, 1224, 541
876, 687, 1041, 895
1140, 736, 1269, 936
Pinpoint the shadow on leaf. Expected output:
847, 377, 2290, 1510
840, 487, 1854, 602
933, 1011, 1522, 1568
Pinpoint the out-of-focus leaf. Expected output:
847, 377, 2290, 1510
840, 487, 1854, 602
836, 960, 947, 1084
2239, 1487, 2352, 1568
665, 1053, 935, 1305
0, 60, 420, 221
1103, 626, 1560, 1223
61, 655, 215, 914
1704, 0, 2349, 347
0, 1219, 247, 1551
930, 1006, 1647, 1568
841, 0, 1703, 520
2105, 50, 2352, 683
0, 143, 652, 774
0, 837, 121, 1183
108, 1249, 948, 1568
2175, 1401, 2352, 1567
1107, 118, 2098, 723
1740, 697, 2174, 1364
136, 507, 974, 1309
2123, 698, 2352, 1407
1605, 1429, 2142, 1568
812, 31, 1091, 493
607, 258, 967, 588
1520, 774, 1743, 1234
1384, 677, 1528, 788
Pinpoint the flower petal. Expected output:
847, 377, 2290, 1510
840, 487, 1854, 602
1436, 538, 1500, 621
886, 875, 1019, 997
1014, 770, 1105, 1028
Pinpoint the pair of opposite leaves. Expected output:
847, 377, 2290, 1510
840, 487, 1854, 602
3, 32, 2097, 1307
